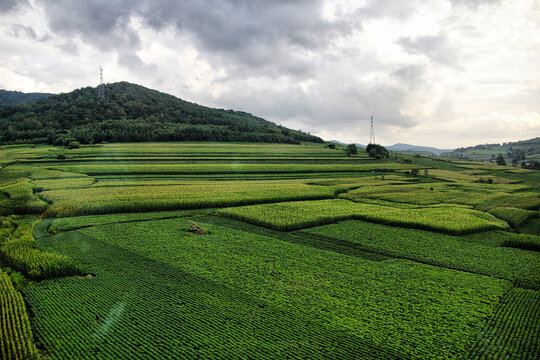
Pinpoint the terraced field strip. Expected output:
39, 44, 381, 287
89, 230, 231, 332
41, 180, 350, 217
218, 199, 510, 234
427, 169, 516, 184
45, 142, 345, 156
47, 208, 213, 234
489, 207, 539, 228
301, 220, 540, 289
0, 269, 39, 360
341, 182, 540, 210
45, 163, 423, 176
19, 156, 372, 164
468, 288, 540, 359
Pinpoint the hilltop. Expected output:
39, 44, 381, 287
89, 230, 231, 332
0, 89, 54, 106
0, 82, 323, 145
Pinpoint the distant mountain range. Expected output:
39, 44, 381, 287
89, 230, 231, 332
0, 82, 323, 145
329, 140, 452, 156
385, 143, 453, 156
0, 89, 54, 106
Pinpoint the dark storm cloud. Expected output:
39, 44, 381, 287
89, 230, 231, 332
34, 0, 352, 76
398, 35, 459, 67
0, 0, 29, 12
39, 0, 139, 51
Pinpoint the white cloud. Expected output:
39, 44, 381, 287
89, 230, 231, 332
0, 0, 538, 148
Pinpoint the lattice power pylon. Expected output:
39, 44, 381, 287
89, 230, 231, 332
97, 66, 105, 97
369, 115, 375, 145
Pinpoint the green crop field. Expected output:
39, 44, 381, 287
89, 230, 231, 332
0, 142, 539, 359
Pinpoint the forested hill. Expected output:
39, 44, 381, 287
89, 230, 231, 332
0, 82, 323, 145
0, 89, 53, 106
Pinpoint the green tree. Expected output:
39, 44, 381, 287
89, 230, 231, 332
366, 144, 389, 159
496, 153, 506, 166
346, 144, 358, 156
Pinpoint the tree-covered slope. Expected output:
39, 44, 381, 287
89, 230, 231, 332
440, 137, 540, 163
0, 89, 54, 106
0, 82, 323, 145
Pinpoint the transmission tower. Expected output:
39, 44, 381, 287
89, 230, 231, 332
97, 66, 105, 97
369, 115, 376, 145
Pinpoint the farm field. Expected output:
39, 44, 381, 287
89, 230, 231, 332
0, 142, 539, 359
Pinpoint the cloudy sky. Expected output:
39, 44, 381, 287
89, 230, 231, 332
0, 0, 539, 148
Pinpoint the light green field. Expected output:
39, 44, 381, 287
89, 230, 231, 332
0, 142, 538, 360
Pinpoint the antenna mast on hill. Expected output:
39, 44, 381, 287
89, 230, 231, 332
97, 66, 105, 97
369, 115, 376, 145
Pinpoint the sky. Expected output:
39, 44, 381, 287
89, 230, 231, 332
0, 0, 539, 148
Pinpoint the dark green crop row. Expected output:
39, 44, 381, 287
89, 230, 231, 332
502, 234, 540, 252
0, 268, 39, 360
468, 288, 539, 359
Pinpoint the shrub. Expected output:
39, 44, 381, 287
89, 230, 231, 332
62, 137, 77, 147
68, 141, 80, 149
53, 138, 64, 146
